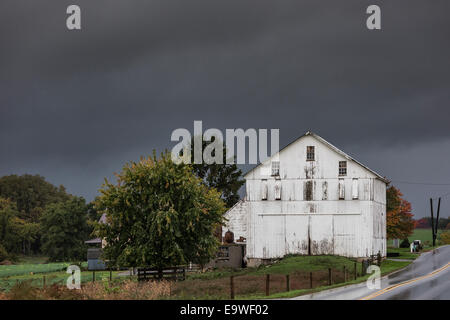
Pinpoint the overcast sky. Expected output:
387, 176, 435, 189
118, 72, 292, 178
1, 1, 449, 218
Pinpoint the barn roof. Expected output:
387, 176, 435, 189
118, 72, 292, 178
243, 131, 389, 183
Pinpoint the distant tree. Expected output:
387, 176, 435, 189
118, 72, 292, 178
0, 243, 8, 262
185, 137, 245, 208
40, 197, 89, 261
0, 174, 71, 223
87, 198, 102, 223
386, 185, 414, 239
0, 197, 41, 256
0, 198, 21, 255
438, 217, 450, 230
414, 218, 431, 229
94, 152, 226, 274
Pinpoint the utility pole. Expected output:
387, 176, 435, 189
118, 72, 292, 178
430, 198, 435, 247
435, 197, 441, 246
430, 197, 441, 247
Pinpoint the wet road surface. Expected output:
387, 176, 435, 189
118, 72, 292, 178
291, 245, 450, 300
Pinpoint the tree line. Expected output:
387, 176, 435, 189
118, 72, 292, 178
0, 174, 96, 262
0, 146, 244, 264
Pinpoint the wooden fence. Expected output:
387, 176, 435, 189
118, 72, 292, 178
137, 267, 186, 281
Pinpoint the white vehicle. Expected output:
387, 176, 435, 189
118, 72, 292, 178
410, 240, 422, 253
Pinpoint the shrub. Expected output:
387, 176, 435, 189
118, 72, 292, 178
400, 238, 410, 248
438, 231, 450, 245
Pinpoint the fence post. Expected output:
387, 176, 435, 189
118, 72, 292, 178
310, 272, 313, 289
328, 268, 332, 286
286, 274, 290, 292
43, 275, 46, 288
109, 269, 112, 282
93, 270, 95, 282
354, 262, 357, 280
230, 276, 235, 299
265, 274, 270, 296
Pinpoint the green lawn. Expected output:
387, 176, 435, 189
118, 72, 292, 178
0, 262, 72, 278
387, 228, 443, 248
386, 247, 419, 260
0, 258, 116, 292
408, 228, 442, 245
187, 255, 365, 281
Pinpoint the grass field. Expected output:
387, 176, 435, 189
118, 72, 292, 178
171, 255, 410, 299
387, 228, 443, 248
0, 253, 413, 299
0, 257, 121, 292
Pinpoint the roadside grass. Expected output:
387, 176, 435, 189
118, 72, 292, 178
172, 255, 370, 299
247, 259, 412, 300
386, 247, 419, 260
188, 255, 364, 281
1, 253, 417, 299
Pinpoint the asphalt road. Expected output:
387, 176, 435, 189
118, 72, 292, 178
291, 245, 450, 300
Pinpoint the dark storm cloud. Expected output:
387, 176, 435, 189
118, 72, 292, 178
1, 0, 450, 217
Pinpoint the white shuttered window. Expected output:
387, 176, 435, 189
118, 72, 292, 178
352, 178, 359, 199
339, 178, 345, 200
261, 180, 268, 200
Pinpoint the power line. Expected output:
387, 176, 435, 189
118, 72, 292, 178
390, 180, 450, 199
391, 180, 450, 186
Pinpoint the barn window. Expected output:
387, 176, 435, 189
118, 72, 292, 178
261, 180, 268, 200
271, 161, 280, 176
339, 178, 345, 200
306, 146, 315, 161
352, 178, 359, 199
339, 161, 347, 176
275, 180, 281, 200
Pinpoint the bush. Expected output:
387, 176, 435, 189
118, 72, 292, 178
438, 231, 450, 245
400, 238, 410, 248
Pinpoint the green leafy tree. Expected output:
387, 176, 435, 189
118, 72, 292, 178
0, 198, 21, 256
0, 174, 71, 223
186, 137, 245, 208
0, 197, 42, 256
94, 152, 226, 275
40, 197, 89, 261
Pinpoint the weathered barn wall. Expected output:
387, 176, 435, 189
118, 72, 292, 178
223, 200, 248, 240
224, 133, 387, 263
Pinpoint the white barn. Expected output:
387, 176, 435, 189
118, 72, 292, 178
223, 132, 387, 266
